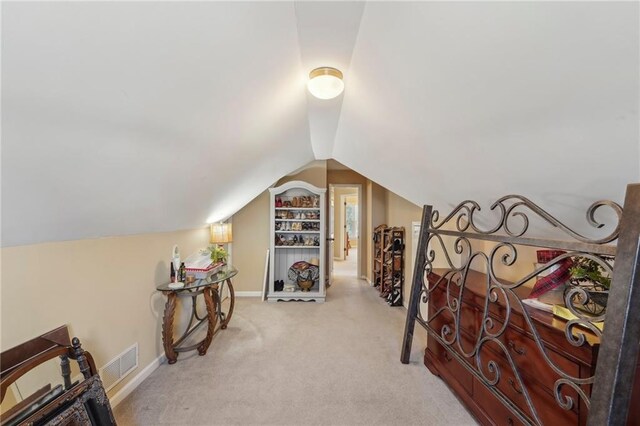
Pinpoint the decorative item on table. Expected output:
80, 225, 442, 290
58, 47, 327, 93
552, 304, 604, 331
209, 221, 231, 273
536, 249, 567, 263
565, 255, 614, 315
168, 245, 185, 288
210, 222, 232, 248
179, 262, 186, 282
288, 261, 320, 292
528, 250, 572, 299
522, 250, 571, 312
209, 245, 228, 264
172, 245, 181, 281
184, 249, 222, 279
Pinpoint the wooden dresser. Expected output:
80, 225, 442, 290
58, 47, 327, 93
424, 269, 640, 426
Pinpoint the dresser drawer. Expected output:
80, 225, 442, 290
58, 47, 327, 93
429, 287, 478, 338
428, 334, 474, 395
473, 376, 527, 426
483, 316, 581, 393
503, 327, 580, 393
477, 341, 579, 425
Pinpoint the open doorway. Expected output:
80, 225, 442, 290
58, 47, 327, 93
329, 184, 361, 279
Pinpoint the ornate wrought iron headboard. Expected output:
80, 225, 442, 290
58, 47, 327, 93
401, 183, 640, 425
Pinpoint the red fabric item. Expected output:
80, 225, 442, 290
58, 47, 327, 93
536, 250, 567, 263
529, 258, 574, 299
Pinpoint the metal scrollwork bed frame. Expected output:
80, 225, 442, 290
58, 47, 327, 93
401, 183, 640, 425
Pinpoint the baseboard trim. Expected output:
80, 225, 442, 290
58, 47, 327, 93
362, 276, 372, 286
235, 291, 262, 297
109, 353, 166, 407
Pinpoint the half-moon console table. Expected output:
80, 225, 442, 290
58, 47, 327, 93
157, 266, 236, 364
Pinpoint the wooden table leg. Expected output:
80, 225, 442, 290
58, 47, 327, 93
162, 292, 178, 364
198, 287, 218, 356
221, 279, 235, 330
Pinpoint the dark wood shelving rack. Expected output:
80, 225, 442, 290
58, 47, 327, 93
372, 225, 405, 306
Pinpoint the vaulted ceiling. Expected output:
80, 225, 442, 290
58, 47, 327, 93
2, 2, 638, 247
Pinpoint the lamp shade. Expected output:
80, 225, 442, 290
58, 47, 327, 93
210, 222, 232, 244
307, 67, 344, 100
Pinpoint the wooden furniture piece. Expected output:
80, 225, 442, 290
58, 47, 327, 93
424, 269, 640, 425
372, 225, 405, 306
268, 181, 326, 302
372, 224, 386, 289
157, 265, 236, 364
0, 325, 115, 426
401, 186, 640, 425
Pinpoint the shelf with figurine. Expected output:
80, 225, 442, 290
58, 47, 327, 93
268, 181, 326, 303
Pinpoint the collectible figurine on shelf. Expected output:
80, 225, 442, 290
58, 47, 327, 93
275, 197, 283, 208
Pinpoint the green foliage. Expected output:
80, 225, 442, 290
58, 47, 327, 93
209, 245, 228, 264
569, 257, 612, 289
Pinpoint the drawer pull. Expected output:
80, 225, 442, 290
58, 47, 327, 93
508, 377, 523, 394
443, 351, 452, 362
508, 417, 514, 426
508, 340, 526, 356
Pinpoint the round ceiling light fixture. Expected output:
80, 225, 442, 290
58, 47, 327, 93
307, 67, 344, 100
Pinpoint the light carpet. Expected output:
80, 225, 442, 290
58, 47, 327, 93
114, 264, 476, 425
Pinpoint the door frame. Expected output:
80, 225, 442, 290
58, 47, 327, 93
328, 183, 362, 279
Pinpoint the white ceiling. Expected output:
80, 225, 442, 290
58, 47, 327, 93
2, 1, 638, 246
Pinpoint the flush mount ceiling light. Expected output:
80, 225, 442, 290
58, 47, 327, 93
307, 67, 344, 100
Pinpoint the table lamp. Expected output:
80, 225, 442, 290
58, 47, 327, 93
210, 222, 232, 246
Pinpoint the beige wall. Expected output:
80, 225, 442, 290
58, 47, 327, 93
277, 160, 327, 188
230, 191, 270, 292
231, 161, 328, 292
384, 191, 423, 304
474, 241, 540, 288
1, 227, 210, 403
366, 181, 387, 282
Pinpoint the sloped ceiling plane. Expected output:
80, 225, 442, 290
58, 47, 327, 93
2, 2, 638, 247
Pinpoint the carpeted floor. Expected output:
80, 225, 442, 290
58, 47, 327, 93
114, 260, 476, 425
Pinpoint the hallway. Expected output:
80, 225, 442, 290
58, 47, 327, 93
114, 270, 475, 425
332, 248, 358, 278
